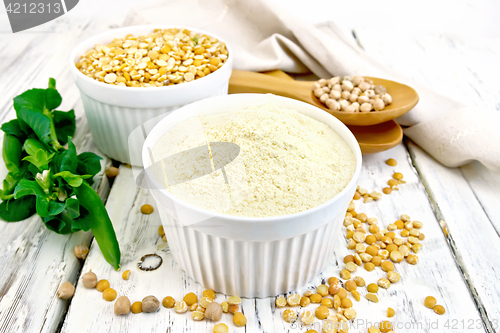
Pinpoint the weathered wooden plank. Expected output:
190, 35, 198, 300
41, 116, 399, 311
355, 26, 500, 332
62, 144, 484, 333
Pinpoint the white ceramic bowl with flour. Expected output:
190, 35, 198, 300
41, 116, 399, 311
70, 25, 233, 165
142, 94, 362, 297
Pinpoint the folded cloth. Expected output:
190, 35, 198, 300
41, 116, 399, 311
125, 0, 500, 170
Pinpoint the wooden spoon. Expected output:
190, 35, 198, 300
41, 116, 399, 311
229, 70, 418, 126
229, 70, 403, 154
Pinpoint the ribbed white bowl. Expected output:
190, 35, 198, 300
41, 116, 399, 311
143, 94, 362, 298
70, 25, 233, 165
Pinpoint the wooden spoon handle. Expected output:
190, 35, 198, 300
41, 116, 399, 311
228, 70, 314, 104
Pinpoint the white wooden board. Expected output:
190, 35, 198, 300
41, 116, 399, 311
62, 145, 485, 333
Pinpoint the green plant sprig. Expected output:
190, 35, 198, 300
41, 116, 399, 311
0, 78, 121, 270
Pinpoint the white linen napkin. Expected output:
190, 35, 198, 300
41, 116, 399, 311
125, 0, 500, 170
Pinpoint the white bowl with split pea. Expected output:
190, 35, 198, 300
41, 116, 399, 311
70, 25, 233, 164
142, 93, 362, 298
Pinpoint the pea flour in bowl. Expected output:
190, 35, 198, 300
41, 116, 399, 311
151, 103, 356, 217
142, 93, 361, 297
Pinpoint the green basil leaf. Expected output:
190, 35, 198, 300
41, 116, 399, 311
42, 205, 90, 234
76, 152, 102, 185
0, 196, 36, 222
69, 206, 92, 232
13, 79, 62, 148
64, 197, 80, 219
36, 195, 65, 218
52, 139, 77, 174
1, 119, 27, 140
53, 110, 76, 145
42, 214, 71, 234
54, 171, 91, 187
23, 149, 54, 171
14, 179, 47, 199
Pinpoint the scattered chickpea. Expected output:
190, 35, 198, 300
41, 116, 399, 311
387, 307, 395, 318
205, 302, 223, 321
122, 270, 131, 280
304, 290, 314, 297
158, 225, 165, 237
81, 270, 98, 288
105, 166, 119, 178
213, 323, 229, 333
163, 296, 175, 308
103, 288, 117, 301
424, 296, 437, 309
382, 187, 392, 195
352, 290, 361, 302
57, 281, 75, 300
233, 312, 247, 327
385, 158, 397, 166
141, 204, 154, 214
74, 244, 89, 260
96, 279, 110, 292
353, 191, 361, 200
142, 296, 160, 313
368, 327, 380, 333
114, 296, 131, 315
433, 305, 446, 315
131, 301, 142, 314
367, 283, 379, 293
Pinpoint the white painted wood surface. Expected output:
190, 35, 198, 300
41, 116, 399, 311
355, 26, 500, 332
0, 0, 498, 333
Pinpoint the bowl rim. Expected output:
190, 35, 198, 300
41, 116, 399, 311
142, 93, 362, 223
69, 24, 233, 93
